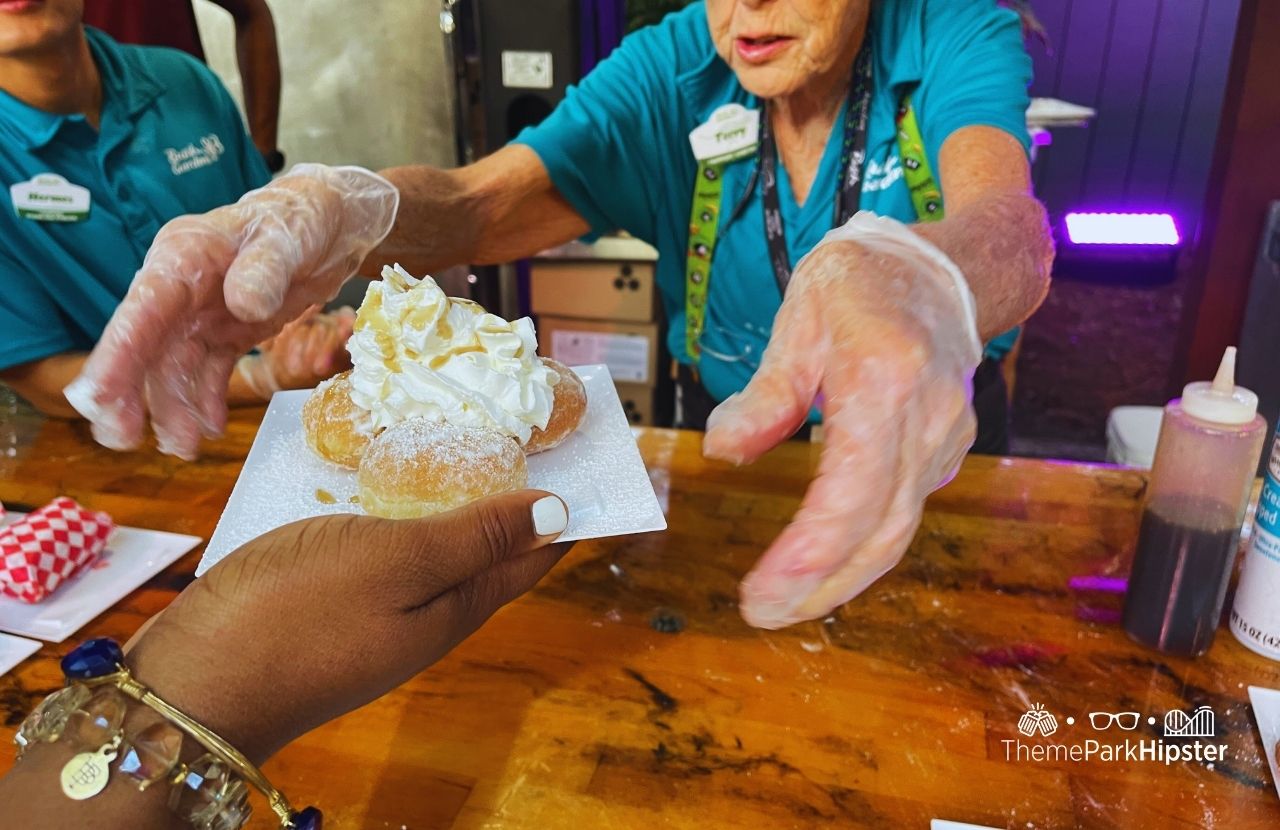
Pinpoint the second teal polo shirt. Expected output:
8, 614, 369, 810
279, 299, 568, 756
0, 26, 270, 371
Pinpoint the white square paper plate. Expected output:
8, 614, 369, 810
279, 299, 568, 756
197, 364, 666, 576
0, 632, 40, 677
0, 514, 201, 642
1249, 686, 1280, 801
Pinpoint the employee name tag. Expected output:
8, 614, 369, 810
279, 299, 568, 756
10, 174, 91, 222
689, 103, 760, 165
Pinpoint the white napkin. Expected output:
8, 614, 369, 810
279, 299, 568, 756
1249, 686, 1280, 800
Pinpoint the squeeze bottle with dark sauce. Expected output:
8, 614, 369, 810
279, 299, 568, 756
1122, 347, 1266, 657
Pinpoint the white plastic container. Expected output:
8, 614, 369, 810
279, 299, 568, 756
1231, 432, 1280, 660
1106, 405, 1164, 468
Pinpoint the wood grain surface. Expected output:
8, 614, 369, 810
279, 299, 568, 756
2, 410, 1279, 829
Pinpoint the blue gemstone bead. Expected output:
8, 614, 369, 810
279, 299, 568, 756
291, 806, 322, 830
61, 638, 124, 679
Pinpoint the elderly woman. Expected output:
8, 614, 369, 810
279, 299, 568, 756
69, 0, 1053, 630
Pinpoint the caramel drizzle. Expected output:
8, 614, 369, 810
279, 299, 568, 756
428, 344, 485, 369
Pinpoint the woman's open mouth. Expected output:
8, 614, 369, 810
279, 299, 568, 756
734, 34, 795, 64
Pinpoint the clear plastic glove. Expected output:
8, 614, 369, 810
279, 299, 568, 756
703, 212, 983, 629
64, 164, 398, 459
237, 306, 357, 400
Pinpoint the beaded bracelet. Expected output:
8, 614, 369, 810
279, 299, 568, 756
13, 637, 320, 830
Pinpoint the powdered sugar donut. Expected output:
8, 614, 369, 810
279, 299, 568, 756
357, 418, 527, 519
524, 358, 587, 454
302, 371, 376, 470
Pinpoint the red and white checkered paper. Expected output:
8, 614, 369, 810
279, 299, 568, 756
0, 498, 114, 604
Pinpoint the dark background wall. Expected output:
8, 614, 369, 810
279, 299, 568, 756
1028, 0, 1241, 225
1012, 0, 1246, 457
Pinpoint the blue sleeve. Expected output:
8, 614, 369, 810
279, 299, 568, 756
512, 23, 680, 244
917, 0, 1032, 163
0, 248, 75, 371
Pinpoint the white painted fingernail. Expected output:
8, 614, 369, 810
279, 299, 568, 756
532, 496, 568, 538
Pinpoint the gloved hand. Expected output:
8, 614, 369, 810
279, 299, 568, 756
236, 306, 358, 400
275, 304, 356, 380
703, 212, 983, 629
64, 164, 398, 459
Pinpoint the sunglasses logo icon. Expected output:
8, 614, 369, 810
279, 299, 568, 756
1088, 711, 1141, 731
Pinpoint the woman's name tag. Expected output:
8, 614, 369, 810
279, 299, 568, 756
689, 104, 760, 164
10, 174, 92, 223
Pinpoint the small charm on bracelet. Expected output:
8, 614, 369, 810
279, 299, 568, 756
61, 733, 122, 800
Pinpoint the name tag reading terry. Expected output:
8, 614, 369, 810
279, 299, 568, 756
689, 103, 760, 164
10, 174, 91, 222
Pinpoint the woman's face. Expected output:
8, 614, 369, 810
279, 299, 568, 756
0, 0, 82, 58
706, 0, 872, 100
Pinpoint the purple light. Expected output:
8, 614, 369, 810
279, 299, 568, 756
1064, 212, 1181, 246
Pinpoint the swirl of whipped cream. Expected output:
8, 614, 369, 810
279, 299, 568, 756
347, 264, 558, 443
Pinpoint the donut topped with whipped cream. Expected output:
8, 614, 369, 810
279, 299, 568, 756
346, 264, 558, 444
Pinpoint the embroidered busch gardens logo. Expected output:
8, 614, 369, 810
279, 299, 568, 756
165, 134, 225, 175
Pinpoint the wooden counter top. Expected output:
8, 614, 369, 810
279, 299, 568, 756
2, 410, 1279, 828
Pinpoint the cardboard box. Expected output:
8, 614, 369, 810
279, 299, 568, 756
530, 260, 656, 322
538, 316, 659, 386
615, 382, 656, 426
535, 235, 659, 262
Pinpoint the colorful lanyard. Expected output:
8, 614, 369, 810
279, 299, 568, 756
760, 43, 873, 297
683, 77, 944, 363
895, 97, 944, 221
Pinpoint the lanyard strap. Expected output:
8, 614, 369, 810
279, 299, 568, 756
896, 95, 944, 221
683, 161, 725, 360
760, 42, 874, 297
683, 84, 946, 365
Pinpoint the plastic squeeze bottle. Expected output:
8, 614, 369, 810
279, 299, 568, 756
1230, 424, 1280, 661
1122, 347, 1267, 657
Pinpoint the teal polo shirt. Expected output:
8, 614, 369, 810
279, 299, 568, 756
0, 26, 269, 372
516, 0, 1031, 406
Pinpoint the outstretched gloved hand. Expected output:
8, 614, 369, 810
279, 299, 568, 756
64, 164, 398, 459
703, 212, 983, 629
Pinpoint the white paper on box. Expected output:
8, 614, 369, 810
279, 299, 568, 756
550, 331, 650, 383
197, 365, 666, 576
501, 50, 553, 89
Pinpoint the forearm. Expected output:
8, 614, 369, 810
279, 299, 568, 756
1, 353, 87, 418
227, 358, 271, 406
0, 712, 185, 830
0, 638, 281, 830
911, 190, 1054, 341
3, 350, 265, 418
370, 164, 482, 277
908, 126, 1055, 342
228, 0, 281, 153
372, 145, 589, 277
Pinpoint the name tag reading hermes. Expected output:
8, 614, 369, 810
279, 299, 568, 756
689, 103, 760, 164
10, 174, 91, 222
